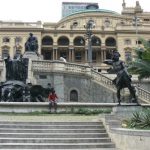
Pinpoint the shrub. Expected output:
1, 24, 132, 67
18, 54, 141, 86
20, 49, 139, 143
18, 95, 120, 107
123, 108, 150, 129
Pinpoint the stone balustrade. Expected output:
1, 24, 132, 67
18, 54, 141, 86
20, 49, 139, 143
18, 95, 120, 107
0, 21, 42, 28
32, 60, 89, 74
137, 87, 150, 103
91, 69, 116, 91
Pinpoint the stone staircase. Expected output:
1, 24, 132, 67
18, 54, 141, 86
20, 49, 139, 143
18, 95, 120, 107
0, 121, 118, 150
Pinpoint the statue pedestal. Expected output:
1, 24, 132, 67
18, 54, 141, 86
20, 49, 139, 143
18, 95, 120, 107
112, 104, 142, 119
23, 51, 42, 60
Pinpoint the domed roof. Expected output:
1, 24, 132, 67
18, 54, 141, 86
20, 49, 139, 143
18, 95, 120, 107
86, 4, 99, 9
64, 9, 120, 18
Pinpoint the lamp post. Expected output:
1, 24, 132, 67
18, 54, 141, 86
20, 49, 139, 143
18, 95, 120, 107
84, 19, 95, 67
133, 16, 140, 44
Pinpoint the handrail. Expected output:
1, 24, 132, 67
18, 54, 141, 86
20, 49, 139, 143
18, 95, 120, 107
91, 69, 116, 91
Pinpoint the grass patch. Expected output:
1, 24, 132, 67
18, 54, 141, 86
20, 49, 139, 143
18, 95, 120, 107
0, 107, 112, 116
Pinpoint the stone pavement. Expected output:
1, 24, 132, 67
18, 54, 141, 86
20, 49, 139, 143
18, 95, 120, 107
0, 113, 100, 122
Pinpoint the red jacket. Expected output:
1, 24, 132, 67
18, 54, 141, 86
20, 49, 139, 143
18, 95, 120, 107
48, 93, 58, 102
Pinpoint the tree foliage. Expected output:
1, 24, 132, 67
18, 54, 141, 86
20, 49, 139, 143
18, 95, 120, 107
128, 38, 150, 79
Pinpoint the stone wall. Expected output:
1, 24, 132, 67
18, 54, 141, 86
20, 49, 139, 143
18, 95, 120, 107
33, 72, 117, 103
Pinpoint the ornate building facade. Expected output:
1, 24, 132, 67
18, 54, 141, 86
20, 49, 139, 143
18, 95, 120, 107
0, 1, 150, 71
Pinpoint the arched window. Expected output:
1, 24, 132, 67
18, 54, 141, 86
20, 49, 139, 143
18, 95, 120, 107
125, 51, 132, 63
2, 48, 9, 58
58, 36, 69, 45
3, 37, 10, 43
105, 37, 116, 46
70, 90, 78, 102
91, 36, 101, 46
74, 37, 85, 46
42, 36, 53, 45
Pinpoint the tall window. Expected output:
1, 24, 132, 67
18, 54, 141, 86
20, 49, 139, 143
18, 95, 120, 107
70, 90, 78, 102
92, 51, 96, 61
3, 37, 10, 43
15, 49, 21, 58
75, 52, 82, 61
2, 49, 9, 58
125, 51, 132, 63
124, 39, 131, 45
104, 18, 111, 27
15, 37, 22, 44
60, 52, 67, 59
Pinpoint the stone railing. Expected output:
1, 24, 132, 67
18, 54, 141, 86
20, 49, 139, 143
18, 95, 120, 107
137, 87, 150, 103
0, 21, 42, 28
91, 69, 150, 103
91, 69, 116, 91
32, 60, 89, 74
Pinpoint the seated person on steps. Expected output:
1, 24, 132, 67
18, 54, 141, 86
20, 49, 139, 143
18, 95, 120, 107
48, 90, 58, 113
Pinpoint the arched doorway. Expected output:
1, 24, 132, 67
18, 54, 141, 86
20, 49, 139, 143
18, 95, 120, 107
70, 90, 78, 102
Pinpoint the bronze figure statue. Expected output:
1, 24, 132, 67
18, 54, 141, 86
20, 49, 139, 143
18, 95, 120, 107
104, 50, 139, 105
4, 55, 28, 82
25, 33, 38, 52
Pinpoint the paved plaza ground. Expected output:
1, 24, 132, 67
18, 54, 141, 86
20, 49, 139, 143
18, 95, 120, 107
0, 113, 100, 122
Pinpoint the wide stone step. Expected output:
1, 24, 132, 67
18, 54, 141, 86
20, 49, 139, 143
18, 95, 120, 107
0, 121, 116, 149
0, 124, 103, 129
1, 149, 119, 150
0, 121, 102, 125
0, 143, 115, 149
0, 137, 111, 143
0, 128, 106, 133
0, 133, 108, 138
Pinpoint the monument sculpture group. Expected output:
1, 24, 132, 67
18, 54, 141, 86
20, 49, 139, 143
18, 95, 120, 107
0, 33, 49, 102
0, 33, 139, 104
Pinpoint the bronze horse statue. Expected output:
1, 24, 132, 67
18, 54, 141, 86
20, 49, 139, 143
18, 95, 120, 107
104, 51, 139, 105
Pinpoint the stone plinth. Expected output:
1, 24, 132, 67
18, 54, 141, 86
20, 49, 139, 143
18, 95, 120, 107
23, 51, 41, 60
112, 104, 143, 119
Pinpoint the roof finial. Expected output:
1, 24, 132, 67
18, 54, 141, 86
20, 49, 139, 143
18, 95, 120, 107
122, 0, 126, 8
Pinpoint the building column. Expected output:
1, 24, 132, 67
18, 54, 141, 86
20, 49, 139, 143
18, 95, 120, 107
55, 49, 58, 60
103, 50, 106, 60
53, 49, 55, 60
101, 50, 103, 62
72, 49, 75, 62
85, 49, 88, 63
69, 49, 72, 62
101, 45, 106, 63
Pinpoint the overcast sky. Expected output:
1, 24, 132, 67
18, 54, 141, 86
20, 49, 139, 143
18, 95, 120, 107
0, 0, 149, 23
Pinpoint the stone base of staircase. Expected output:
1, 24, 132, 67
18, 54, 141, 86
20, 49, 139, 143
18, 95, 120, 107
0, 121, 118, 149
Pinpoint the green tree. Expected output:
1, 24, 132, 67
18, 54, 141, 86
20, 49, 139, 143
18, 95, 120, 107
128, 39, 150, 79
